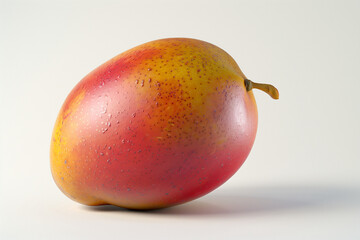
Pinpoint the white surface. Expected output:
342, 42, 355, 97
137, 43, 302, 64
1, 0, 360, 239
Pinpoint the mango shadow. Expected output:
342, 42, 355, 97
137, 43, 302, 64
84, 184, 360, 216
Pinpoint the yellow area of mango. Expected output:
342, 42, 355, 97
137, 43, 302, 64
50, 89, 86, 201
119, 38, 251, 147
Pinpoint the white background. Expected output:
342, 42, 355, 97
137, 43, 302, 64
1, 0, 360, 239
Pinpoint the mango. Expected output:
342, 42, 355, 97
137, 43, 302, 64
50, 38, 278, 209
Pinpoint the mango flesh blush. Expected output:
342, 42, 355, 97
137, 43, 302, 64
50, 38, 278, 209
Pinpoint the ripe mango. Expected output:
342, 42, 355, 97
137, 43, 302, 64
50, 38, 278, 209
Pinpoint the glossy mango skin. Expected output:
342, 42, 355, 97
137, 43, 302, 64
50, 38, 258, 209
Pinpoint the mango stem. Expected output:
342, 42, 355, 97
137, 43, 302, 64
244, 79, 279, 99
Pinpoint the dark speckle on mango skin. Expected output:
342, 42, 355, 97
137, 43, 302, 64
50, 38, 258, 209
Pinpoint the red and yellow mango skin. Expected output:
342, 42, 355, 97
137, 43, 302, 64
50, 38, 258, 209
